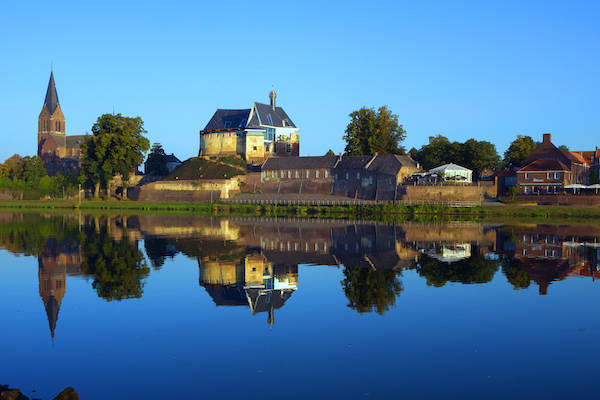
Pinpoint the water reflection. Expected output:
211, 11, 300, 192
1, 213, 600, 338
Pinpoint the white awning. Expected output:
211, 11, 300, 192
564, 184, 588, 189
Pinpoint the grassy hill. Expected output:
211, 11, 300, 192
164, 157, 246, 181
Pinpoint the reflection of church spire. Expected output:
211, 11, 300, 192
43, 295, 60, 338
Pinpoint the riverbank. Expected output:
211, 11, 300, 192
1, 199, 600, 220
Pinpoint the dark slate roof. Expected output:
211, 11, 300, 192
202, 109, 251, 131
262, 156, 339, 170
366, 154, 418, 175
44, 72, 60, 114
522, 140, 575, 168
45, 296, 60, 339
246, 288, 293, 314
335, 155, 373, 170
66, 135, 87, 148
250, 102, 296, 128
203, 285, 248, 306
165, 154, 181, 163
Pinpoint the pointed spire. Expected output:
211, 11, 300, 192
44, 295, 60, 339
44, 71, 60, 114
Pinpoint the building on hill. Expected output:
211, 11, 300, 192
199, 89, 299, 165
517, 133, 590, 194
37, 71, 87, 175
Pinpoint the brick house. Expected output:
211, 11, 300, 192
517, 134, 589, 194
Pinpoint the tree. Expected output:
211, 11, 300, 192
324, 149, 336, 156
590, 169, 599, 185
413, 135, 462, 170
503, 135, 537, 170
21, 156, 47, 185
145, 143, 169, 176
341, 265, 403, 315
80, 114, 150, 197
416, 248, 499, 287
461, 139, 500, 178
343, 106, 406, 155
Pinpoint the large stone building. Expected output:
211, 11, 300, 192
199, 89, 299, 164
37, 71, 87, 175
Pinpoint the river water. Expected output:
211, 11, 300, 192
1, 213, 599, 399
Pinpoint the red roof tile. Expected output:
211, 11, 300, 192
518, 159, 570, 172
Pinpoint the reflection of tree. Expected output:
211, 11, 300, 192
416, 250, 499, 287
341, 265, 403, 315
144, 237, 176, 269
501, 259, 531, 289
80, 223, 149, 301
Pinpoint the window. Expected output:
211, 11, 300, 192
253, 146, 257, 151
555, 172, 560, 179
306, 170, 311, 178
316, 170, 320, 178
547, 172, 552, 179
523, 249, 528, 256
525, 173, 530, 180
345, 172, 349, 180
224, 121, 231, 129
288, 170, 292, 178
325, 170, 329, 178
295, 170, 299, 178
524, 186, 530, 194
264, 171, 267, 178
369, 176, 373, 185
356, 172, 360, 179
267, 114, 273, 125
272, 171, 276, 178
280, 171, 285, 178
286, 143, 291, 153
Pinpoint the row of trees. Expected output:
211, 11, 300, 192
338, 106, 568, 177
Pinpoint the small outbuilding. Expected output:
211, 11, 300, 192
428, 163, 473, 183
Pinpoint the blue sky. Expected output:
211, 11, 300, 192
1, 0, 598, 162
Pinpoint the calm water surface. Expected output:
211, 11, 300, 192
1, 213, 599, 399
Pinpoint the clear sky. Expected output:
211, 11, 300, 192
1, 0, 598, 162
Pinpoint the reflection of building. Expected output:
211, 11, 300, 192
198, 253, 298, 327
38, 239, 81, 338
496, 225, 600, 294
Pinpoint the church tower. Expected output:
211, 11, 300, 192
38, 257, 66, 339
38, 71, 66, 157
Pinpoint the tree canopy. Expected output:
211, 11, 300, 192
503, 135, 538, 170
343, 106, 406, 156
412, 135, 500, 177
80, 114, 150, 196
145, 143, 169, 176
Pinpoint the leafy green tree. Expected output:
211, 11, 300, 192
21, 156, 47, 185
341, 265, 403, 315
503, 135, 538, 170
343, 106, 406, 156
590, 170, 599, 185
461, 139, 500, 178
145, 143, 169, 176
80, 221, 150, 301
80, 113, 150, 197
324, 149, 336, 156
413, 135, 462, 170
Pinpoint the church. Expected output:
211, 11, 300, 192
37, 71, 87, 175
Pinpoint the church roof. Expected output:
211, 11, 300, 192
44, 295, 60, 338
247, 102, 296, 129
66, 135, 87, 148
44, 72, 60, 114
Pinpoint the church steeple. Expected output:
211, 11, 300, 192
44, 71, 60, 115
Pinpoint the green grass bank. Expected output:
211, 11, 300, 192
1, 199, 600, 221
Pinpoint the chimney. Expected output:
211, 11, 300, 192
542, 133, 552, 144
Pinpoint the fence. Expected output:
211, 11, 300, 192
224, 197, 482, 207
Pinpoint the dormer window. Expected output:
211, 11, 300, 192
267, 114, 273, 125
224, 121, 231, 129
283, 119, 290, 127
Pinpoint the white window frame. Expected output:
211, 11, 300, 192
316, 170, 320, 178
